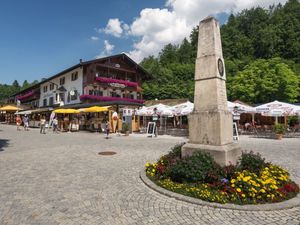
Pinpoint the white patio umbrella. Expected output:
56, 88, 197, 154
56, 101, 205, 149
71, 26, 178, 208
255, 100, 295, 124
136, 106, 154, 116
171, 101, 194, 116
290, 105, 300, 116
227, 101, 255, 114
255, 100, 295, 116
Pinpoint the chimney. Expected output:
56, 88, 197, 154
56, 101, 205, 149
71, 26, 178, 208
79, 59, 82, 64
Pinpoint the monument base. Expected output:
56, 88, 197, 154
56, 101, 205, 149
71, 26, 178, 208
181, 142, 242, 166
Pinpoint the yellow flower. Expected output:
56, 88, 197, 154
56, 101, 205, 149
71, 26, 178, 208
260, 189, 266, 193
231, 179, 236, 183
242, 194, 246, 198
231, 184, 235, 187
145, 162, 150, 167
236, 188, 241, 193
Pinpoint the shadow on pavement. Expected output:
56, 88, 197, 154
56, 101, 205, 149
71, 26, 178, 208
0, 139, 9, 151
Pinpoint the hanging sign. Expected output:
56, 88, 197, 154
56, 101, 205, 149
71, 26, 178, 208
123, 108, 133, 116
109, 83, 126, 88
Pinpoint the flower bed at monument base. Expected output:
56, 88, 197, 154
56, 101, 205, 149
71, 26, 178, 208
145, 144, 299, 205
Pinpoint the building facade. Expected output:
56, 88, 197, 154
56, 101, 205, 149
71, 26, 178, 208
13, 53, 149, 109
39, 67, 83, 107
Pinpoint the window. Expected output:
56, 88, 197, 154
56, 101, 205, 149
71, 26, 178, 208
60, 77, 65, 85
111, 90, 118, 97
70, 90, 78, 101
50, 83, 54, 90
43, 98, 47, 106
71, 72, 78, 81
137, 93, 141, 100
43, 85, 48, 93
49, 97, 54, 106
59, 93, 65, 103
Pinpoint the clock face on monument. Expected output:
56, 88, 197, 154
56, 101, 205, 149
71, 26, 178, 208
217, 58, 224, 77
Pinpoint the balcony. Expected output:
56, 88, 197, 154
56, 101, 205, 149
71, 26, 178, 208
95, 76, 138, 88
80, 94, 144, 104
16, 91, 35, 101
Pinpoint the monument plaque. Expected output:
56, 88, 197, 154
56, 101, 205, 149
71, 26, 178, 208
182, 17, 241, 166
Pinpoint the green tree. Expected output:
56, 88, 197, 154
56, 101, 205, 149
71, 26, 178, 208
159, 44, 179, 66
21, 80, 30, 90
177, 38, 193, 64
227, 58, 300, 103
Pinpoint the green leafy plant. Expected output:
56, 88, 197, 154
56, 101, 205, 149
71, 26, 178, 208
145, 145, 300, 205
273, 123, 286, 134
122, 123, 129, 133
168, 151, 217, 183
238, 151, 267, 175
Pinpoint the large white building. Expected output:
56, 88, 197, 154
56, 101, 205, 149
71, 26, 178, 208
39, 66, 83, 107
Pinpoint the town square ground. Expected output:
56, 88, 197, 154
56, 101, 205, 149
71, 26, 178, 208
0, 124, 299, 225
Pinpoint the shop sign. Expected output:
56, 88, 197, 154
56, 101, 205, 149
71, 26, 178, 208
123, 108, 133, 116
109, 83, 126, 88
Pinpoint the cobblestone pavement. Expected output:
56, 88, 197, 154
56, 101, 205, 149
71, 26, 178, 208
0, 124, 299, 225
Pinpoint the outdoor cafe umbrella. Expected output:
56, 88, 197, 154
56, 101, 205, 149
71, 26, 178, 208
291, 105, 300, 116
80, 106, 110, 113
227, 101, 256, 114
0, 105, 22, 111
53, 108, 80, 114
255, 100, 295, 124
171, 101, 194, 116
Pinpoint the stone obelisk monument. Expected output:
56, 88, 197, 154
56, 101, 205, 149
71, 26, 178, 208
182, 17, 241, 166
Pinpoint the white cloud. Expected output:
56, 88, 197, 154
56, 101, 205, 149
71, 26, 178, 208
96, 40, 115, 58
101, 18, 129, 38
104, 40, 114, 53
104, 0, 288, 62
91, 36, 99, 41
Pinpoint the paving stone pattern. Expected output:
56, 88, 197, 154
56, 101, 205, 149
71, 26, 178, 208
0, 125, 299, 225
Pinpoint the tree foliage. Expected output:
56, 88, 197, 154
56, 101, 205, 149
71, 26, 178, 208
141, 0, 300, 103
227, 58, 300, 103
0, 80, 38, 102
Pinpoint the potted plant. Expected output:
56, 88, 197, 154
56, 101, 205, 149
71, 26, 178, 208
122, 123, 130, 136
274, 123, 285, 140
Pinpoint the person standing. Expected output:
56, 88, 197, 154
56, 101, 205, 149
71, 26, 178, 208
52, 117, 58, 133
23, 114, 29, 131
16, 115, 22, 131
40, 116, 46, 134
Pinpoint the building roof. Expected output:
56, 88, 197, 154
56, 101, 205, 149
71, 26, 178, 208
13, 53, 151, 96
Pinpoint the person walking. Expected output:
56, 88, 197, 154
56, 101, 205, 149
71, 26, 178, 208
40, 116, 46, 134
105, 121, 110, 139
23, 114, 29, 131
52, 117, 59, 133
16, 115, 22, 131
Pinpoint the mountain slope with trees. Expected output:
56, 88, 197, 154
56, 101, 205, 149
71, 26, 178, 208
140, 0, 300, 104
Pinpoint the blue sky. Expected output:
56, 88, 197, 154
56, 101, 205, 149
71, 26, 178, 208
0, 0, 286, 85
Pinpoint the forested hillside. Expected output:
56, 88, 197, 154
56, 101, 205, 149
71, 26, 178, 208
141, 0, 300, 104
0, 80, 38, 103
